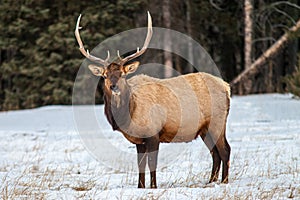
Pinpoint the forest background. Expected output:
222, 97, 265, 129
0, 0, 299, 110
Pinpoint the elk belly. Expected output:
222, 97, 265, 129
126, 103, 168, 139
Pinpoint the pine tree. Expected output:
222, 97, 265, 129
0, 0, 145, 110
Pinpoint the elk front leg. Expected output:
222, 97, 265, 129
145, 135, 160, 188
136, 144, 147, 188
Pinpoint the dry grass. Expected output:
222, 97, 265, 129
0, 130, 299, 199
0, 157, 299, 199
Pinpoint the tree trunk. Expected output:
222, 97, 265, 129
162, 0, 173, 78
220, 35, 237, 81
231, 19, 300, 95
185, 0, 194, 74
244, 0, 253, 69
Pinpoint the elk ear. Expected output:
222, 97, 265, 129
88, 64, 105, 76
123, 61, 140, 75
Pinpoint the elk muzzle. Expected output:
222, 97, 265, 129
110, 85, 121, 96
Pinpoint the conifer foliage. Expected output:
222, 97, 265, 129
0, 0, 144, 110
0, 0, 299, 110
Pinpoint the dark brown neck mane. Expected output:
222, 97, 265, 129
103, 81, 132, 131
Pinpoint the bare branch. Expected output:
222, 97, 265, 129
231, 19, 300, 93
273, 7, 296, 24
271, 1, 300, 10
209, 0, 223, 11
252, 37, 276, 44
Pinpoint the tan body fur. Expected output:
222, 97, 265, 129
118, 72, 230, 145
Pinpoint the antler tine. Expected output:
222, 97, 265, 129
117, 50, 122, 60
75, 14, 110, 66
119, 11, 153, 65
105, 50, 110, 63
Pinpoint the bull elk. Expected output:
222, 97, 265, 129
75, 12, 231, 188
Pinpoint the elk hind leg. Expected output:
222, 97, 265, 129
201, 133, 221, 183
215, 135, 231, 183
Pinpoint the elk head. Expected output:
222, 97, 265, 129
75, 12, 153, 96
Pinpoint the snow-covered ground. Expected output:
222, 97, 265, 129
0, 94, 299, 199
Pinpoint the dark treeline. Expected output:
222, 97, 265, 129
0, 0, 299, 110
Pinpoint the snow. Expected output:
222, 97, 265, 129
0, 94, 299, 199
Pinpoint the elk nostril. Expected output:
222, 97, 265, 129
110, 85, 118, 91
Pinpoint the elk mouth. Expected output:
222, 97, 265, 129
110, 85, 121, 96
112, 89, 121, 96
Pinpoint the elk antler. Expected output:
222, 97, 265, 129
118, 11, 153, 65
75, 14, 110, 66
